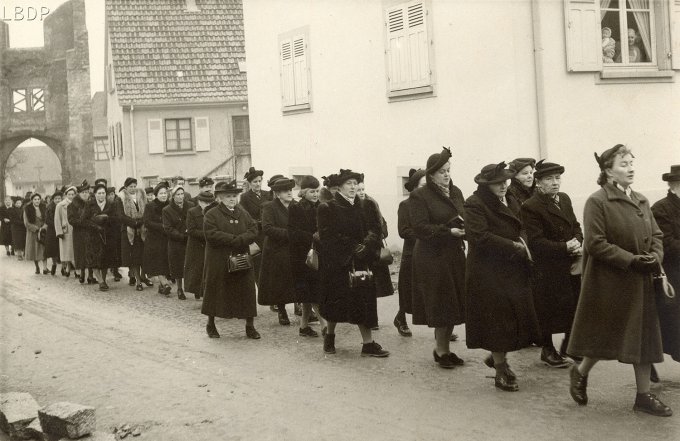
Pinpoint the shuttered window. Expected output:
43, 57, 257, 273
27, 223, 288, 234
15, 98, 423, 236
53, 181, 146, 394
195, 117, 210, 152
147, 119, 164, 154
279, 27, 311, 111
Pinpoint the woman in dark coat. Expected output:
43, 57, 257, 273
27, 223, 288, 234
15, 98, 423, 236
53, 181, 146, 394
44, 190, 63, 275
288, 175, 327, 337
9, 197, 26, 260
1, 196, 13, 256
184, 191, 217, 299
410, 149, 467, 368
568, 144, 671, 417
163, 186, 193, 300
117, 178, 148, 290
394, 169, 426, 337
521, 160, 583, 368
651, 165, 680, 365
239, 167, 273, 288
317, 169, 389, 357
258, 176, 297, 325
105, 188, 123, 281
23, 193, 47, 274
202, 180, 260, 340
144, 182, 171, 295
465, 162, 540, 391
67, 182, 91, 283
83, 183, 117, 291
506, 157, 535, 207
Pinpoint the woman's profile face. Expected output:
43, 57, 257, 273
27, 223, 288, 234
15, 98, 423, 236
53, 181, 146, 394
515, 165, 534, 188
304, 188, 320, 203
250, 176, 262, 192
488, 180, 509, 199
431, 161, 451, 187
607, 153, 635, 187
157, 188, 168, 202
339, 179, 358, 199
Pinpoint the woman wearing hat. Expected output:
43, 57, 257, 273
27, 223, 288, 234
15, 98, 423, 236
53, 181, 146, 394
394, 169, 427, 337
317, 169, 389, 357
409, 149, 467, 368
184, 191, 217, 299
506, 157, 536, 208
23, 193, 48, 274
68, 182, 92, 283
55, 186, 76, 276
1, 196, 14, 256
144, 182, 171, 295
9, 197, 26, 260
258, 175, 297, 325
106, 187, 123, 282
163, 186, 193, 300
202, 180, 260, 339
44, 190, 63, 275
239, 167, 272, 287
288, 175, 328, 337
465, 162, 540, 390
521, 160, 582, 368
83, 183, 117, 291
568, 144, 671, 417
144, 187, 155, 204
117, 177, 148, 291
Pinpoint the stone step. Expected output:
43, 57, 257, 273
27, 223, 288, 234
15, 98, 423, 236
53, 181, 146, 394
38, 402, 95, 439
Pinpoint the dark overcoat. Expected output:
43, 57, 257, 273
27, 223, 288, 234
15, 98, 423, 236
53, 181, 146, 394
143, 199, 169, 277
365, 196, 394, 299
107, 196, 122, 268
521, 191, 583, 335
83, 198, 117, 269
67, 196, 89, 268
288, 198, 321, 304
568, 184, 664, 364
317, 192, 381, 326
201, 203, 258, 319
506, 179, 534, 207
258, 198, 296, 305
239, 189, 272, 282
1, 205, 14, 246
464, 186, 540, 352
409, 182, 466, 327
44, 202, 60, 260
163, 200, 192, 278
651, 190, 680, 361
9, 206, 26, 251
184, 202, 217, 295
397, 198, 415, 314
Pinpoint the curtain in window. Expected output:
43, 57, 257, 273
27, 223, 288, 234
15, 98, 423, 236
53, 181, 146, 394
628, 0, 651, 61
600, 0, 612, 19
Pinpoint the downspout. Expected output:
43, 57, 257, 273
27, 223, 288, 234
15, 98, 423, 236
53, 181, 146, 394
531, 0, 548, 159
129, 104, 137, 179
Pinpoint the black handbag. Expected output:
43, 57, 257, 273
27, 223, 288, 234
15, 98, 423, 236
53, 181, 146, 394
348, 259, 373, 289
653, 271, 676, 305
37, 228, 46, 244
228, 253, 253, 273
379, 240, 393, 265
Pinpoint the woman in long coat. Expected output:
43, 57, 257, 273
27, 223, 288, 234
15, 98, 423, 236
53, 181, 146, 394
67, 182, 92, 284
288, 175, 327, 337
163, 186, 192, 300
117, 178, 148, 290
184, 191, 217, 299
44, 190, 62, 275
9, 197, 26, 260
506, 157, 535, 207
394, 169, 426, 337
144, 182, 171, 295
202, 180, 260, 340
568, 144, 671, 417
465, 162, 540, 391
83, 183, 116, 291
23, 193, 47, 274
1, 196, 13, 256
106, 188, 123, 281
410, 149, 467, 368
317, 169, 389, 357
55, 186, 76, 276
239, 167, 273, 288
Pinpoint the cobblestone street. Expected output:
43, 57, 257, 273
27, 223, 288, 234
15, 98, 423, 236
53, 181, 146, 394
1, 256, 679, 440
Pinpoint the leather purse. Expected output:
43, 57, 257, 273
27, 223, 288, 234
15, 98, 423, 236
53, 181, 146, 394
348, 260, 373, 289
228, 253, 253, 273
379, 240, 393, 265
305, 244, 319, 271
653, 271, 676, 305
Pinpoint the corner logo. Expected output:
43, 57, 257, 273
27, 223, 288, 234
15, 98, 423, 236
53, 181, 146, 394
2, 6, 51, 21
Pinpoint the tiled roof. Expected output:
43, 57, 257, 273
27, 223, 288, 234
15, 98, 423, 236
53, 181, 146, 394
106, 0, 247, 105
91, 91, 107, 137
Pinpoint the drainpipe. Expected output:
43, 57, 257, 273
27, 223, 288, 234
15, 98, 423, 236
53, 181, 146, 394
531, 0, 548, 159
129, 104, 137, 179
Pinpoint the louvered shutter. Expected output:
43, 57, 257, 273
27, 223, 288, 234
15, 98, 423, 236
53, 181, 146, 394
195, 117, 210, 152
280, 39, 295, 106
109, 126, 116, 157
147, 119, 164, 154
292, 36, 309, 104
564, 0, 602, 72
116, 122, 124, 158
405, 2, 430, 88
671, 0, 680, 69
386, 1, 430, 91
386, 5, 408, 90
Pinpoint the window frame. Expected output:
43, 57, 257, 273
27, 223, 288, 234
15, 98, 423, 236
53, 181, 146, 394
232, 115, 251, 147
11, 88, 45, 112
164, 118, 194, 153
94, 138, 110, 161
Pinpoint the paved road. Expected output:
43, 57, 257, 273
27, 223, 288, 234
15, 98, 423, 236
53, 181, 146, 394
1, 256, 679, 440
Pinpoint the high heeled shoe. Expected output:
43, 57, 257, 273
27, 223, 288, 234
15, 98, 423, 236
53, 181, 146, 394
433, 350, 456, 369
177, 288, 186, 300
50, 264, 57, 276
42, 268, 50, 275
135, 283, 143, 291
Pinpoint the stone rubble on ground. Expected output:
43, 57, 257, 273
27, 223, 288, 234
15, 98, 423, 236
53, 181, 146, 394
24, 418, 46, 441
0, 391, 41, 440
38, 402, 95, 439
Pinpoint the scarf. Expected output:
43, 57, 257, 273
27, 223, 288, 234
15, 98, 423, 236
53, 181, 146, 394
122, 188, 147, 245
436, 182, 450, 197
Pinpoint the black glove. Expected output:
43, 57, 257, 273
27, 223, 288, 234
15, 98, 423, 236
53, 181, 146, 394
57, 234, 64, 240
353, 243, 368, 260
629, 255, 658, 274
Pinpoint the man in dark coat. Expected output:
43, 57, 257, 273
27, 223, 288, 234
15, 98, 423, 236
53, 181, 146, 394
239, 167, 273, 290
651, 165, 680, 363
522, 160, 583, 368
67, 181, 92, 284
163, 186, 194, 300
184, 191, 216, 299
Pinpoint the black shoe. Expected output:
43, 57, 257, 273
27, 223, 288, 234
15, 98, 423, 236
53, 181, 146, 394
308, 313, 319, 323
50, 264, 57, 276
35, 268, 40, 275
278, 310, 290, 326
495, 362, 519, 392
10, 250, 15, 256
61, 267, 67, 276
42, 268, 50, 275
128, 277, 136, 286
633, 393, 673, 417
99, 282, 109, 292
136, 283, 143, 291
294, 303, 302, 316
113, 270, 122, 282
6, 251, 9, 256
569, 365, 588, 405
361, 341, 389, 358
324, 334, 336, 354
177, 288, 186, 300
245, 326, 261, 339
393, 315, 412, 337
299, 326, 319, 337
446, 352, 465, 366
87, 277, 97, 285
650, 364, 659, 383
206, 323, 220, 338
142, 278, 154, 287
541, 346, 571, 368
433, 350, 456, 369
194, 292, 201, 300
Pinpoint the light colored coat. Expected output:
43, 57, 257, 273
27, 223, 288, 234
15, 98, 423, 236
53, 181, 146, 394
55, 199, 74, 262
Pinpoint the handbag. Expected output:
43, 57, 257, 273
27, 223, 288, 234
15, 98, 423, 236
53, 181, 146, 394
249, 242, 261, 256
653, 271, 676, 305
379, 240, 393, 265
305, 244, 319, 271
348, 259, 373, 289
228, 253, 253, 273
37, 228, 46, 244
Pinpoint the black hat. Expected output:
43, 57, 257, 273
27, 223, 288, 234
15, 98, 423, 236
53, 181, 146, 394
267, 174, 285, 188
404, 168, 426, 192
94, 178, 108, 187
508, 157, 536, 173
335, 169, 363, 186
322, 174, 339, 188
299, 175, 320, 190
244, 167, 264, 183
425, 147, 452, 174
662, 165, 680, 182
144, 186, 154, 195
533, 159, 565, 180
594, 144, 632, 170
214, 180, 242, 194
11, 196, 22, 203
357, 173, 365, 184
198, 176, 214, 187
153, 181, 170, 196
106, 187, 116, 195
52, 189, 64, 198
269, 176, 296, 192
76, 180, 90, 193
196, 190, 216, 203
92, 183, 108, 194
474, 162, 516, 185
123, 177, 137, 188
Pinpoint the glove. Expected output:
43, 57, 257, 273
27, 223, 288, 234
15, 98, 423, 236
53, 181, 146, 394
57, 234, 64, 240
353, 243, 368, 260
312, 232, 320, 242
629, 255, 658, 274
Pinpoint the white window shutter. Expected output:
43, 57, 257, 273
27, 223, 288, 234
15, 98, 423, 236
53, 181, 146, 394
147, 119, 164, 154
386, 5, 408, 91
195, 117, 210, 152
671, 0, 680, 69
564, 0, 602, 72
280, 39, 295, 106
406, 2, 430, 88
292, 36, 309, 104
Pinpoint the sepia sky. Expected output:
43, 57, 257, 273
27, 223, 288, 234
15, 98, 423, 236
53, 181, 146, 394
3, 0, 106, 96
